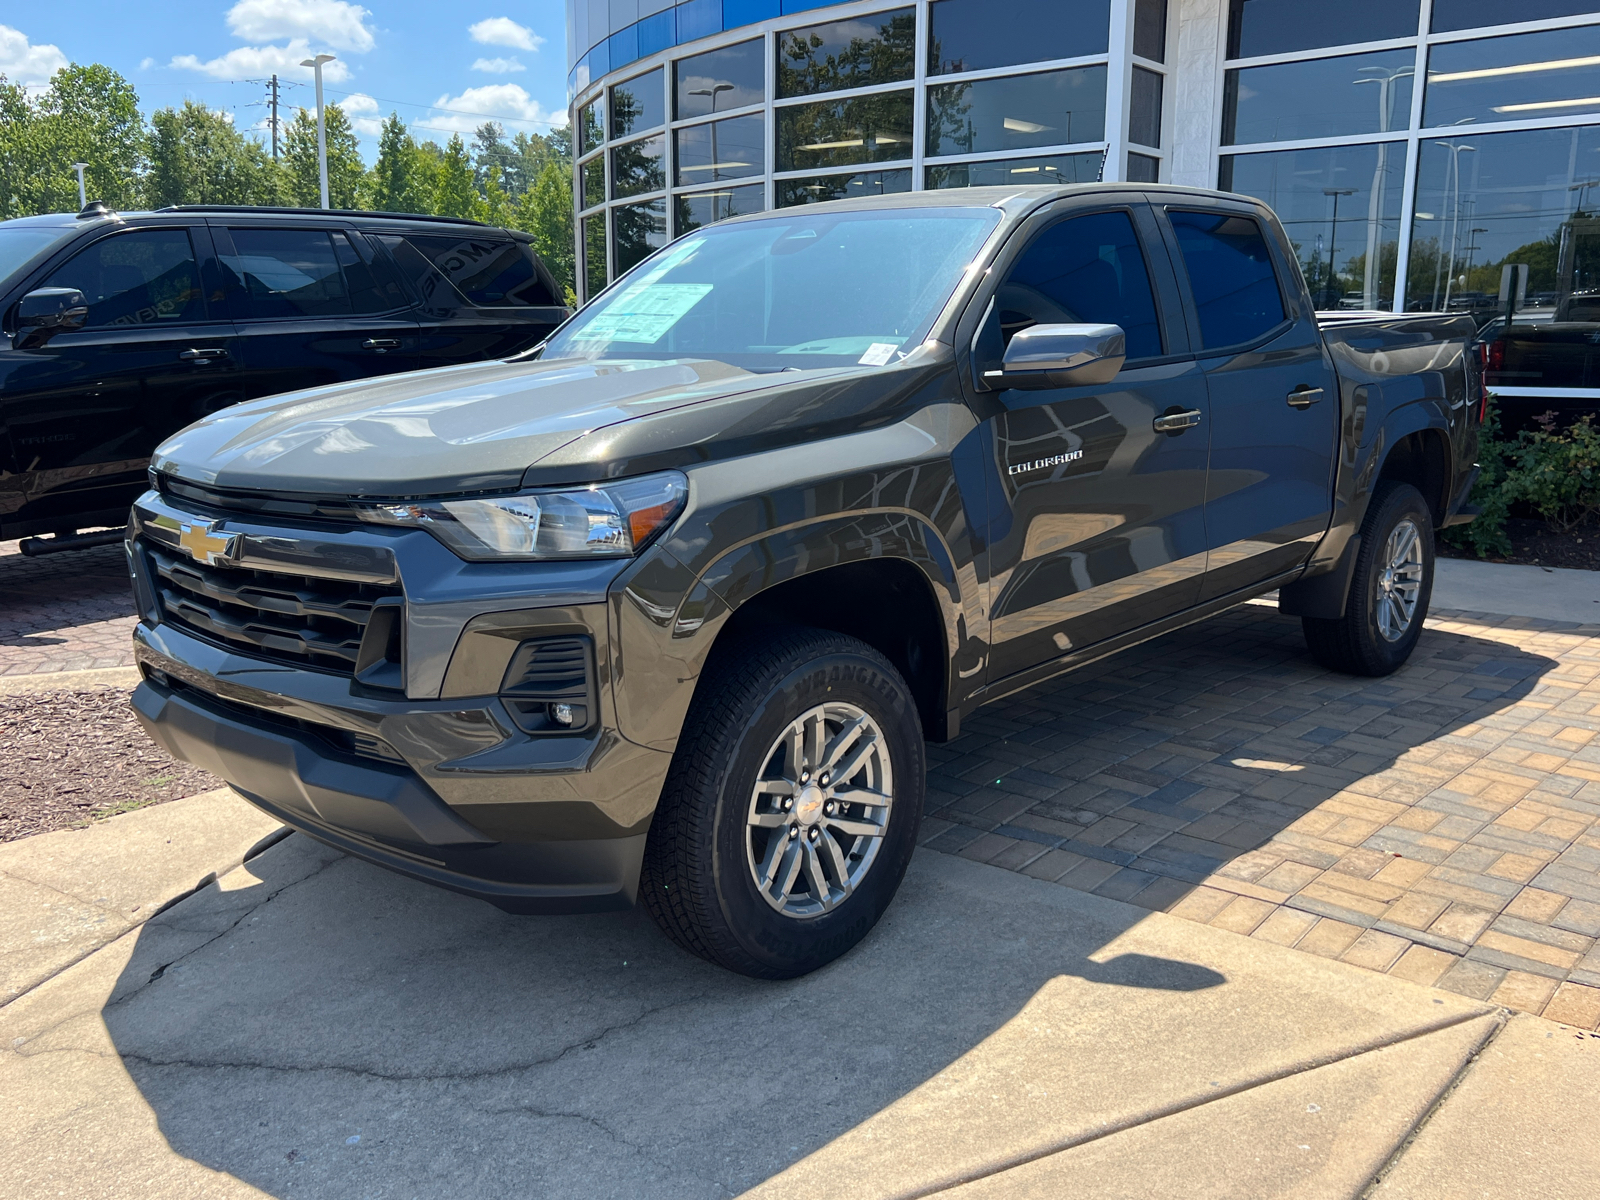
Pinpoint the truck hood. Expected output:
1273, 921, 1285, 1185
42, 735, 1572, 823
151, 357, 824, 497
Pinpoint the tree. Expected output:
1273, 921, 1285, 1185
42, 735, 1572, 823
283, 103, 365, 208
369, 113, 436, 214
516, 158, 575, 303
146, 101, 277, 207
0, 64, 145, 218
433, 134, 479, 219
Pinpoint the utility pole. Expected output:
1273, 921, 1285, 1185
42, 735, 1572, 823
268, 75, 280, 160
300, 54, 336, 209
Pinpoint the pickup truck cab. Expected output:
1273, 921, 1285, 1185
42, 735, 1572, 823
128, 184, 1480, 978
0, 205, 568, 548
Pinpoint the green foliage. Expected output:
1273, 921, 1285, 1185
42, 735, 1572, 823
282, 103, 365, 209
146, 101, 278, 207
1443, 403, 1600, 557
370, 112, 436, 215
516, 159, 575, 301
432, 134, 479, 219
0, 64, 145, 218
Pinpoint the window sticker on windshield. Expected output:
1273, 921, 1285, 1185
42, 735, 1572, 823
858, 342, 899, 366
570, 283, 712, 343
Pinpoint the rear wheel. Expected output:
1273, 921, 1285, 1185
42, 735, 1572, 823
1302, 481, 1433, 676
640, 627, 924, 979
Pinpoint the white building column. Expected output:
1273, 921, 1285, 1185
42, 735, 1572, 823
1168, 0, 1225, 189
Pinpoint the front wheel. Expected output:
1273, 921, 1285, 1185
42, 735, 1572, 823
640, 627, 925, 979
1302, 481, 1434, 676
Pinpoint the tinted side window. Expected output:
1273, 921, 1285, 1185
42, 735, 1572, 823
998, 210, 1163, 360
42, 229, 203, 327
335, 233, 408, 314
404, 235, 557, 307
1167, 210, 1286, 348
226, 229, 351, 318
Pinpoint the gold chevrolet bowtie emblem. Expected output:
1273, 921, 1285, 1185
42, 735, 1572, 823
176, 521, 239, 566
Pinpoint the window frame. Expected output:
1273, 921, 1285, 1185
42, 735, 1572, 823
35, 224, 215, 330
212, 224, 415, 323
1155, 201, 1299, 355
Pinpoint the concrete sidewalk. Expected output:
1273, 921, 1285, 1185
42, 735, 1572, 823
1434, 557, 1599, 626
0, 825, 1593, 1200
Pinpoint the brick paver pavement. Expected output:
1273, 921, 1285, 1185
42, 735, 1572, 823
922, 600, 1600, 1028
0, 538, 137, 677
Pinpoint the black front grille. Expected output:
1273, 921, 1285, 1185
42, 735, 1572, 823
146, 544, 401, 674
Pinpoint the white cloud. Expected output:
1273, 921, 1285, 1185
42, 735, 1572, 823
471, 56, 524, 74
0, 25, 68, 87
227, 0, 375, 53
341, 91, 382, 137
419, 83, 554, 136
468, 17, 543, 52
170, 39, 353, 83
139, 56, 156, 70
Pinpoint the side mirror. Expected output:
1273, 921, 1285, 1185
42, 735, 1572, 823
990, 323, 1126, 389
15, 287, 89, 349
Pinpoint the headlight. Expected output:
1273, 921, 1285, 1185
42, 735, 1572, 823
357, 471, 687, 561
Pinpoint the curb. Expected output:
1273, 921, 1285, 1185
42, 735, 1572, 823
0, 665, 142, 696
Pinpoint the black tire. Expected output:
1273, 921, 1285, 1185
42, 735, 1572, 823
640, 626, 925, 979
1302, 481, 1434, 676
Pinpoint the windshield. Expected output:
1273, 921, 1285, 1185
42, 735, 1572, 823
544, 207, 1000, 371
0, 227, 74, 294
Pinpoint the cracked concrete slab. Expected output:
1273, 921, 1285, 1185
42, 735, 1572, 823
1374, 1013, 1600, 1199
929, 1013, 1502, 1199
0, 787, 283, 1004
1, 845, 1495, 1199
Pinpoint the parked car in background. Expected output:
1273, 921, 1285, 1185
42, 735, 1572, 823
128, 184, 1479, 979
0, 204, 568, 551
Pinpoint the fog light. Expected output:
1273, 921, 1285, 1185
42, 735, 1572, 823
551, 702, 575, 727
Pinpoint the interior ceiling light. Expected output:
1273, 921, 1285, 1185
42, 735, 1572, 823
1011, 165, 1042, 172
679, 162, 753, 170
1431, 54, 1600, 83
1004, 117, 1051, 133
1493, 96, 1600, 111
799, 138, 865, 150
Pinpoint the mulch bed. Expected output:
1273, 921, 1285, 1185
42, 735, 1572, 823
1439, 518, 1600, 572
0, 689, 222, 843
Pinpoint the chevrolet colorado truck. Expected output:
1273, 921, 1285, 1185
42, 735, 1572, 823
128, 185, 1479, 978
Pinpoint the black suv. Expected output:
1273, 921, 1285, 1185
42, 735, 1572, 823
0, 204, 568, 548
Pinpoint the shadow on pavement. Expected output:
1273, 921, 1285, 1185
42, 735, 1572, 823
91, 613, 1554, 1198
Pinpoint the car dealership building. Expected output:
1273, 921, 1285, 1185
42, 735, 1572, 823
567, 0, 1600, 315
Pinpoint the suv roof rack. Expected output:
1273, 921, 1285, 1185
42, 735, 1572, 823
156, 205, 493, 228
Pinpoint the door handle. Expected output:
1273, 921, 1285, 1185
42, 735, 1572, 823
362, 338, 402, 351
1153, 408, 1203, 434
179, 347, 229, 362
1287, 385, 1324, 408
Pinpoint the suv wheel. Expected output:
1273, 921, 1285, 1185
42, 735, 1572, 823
1301, 481, 1434, 676
640, 627, 924, 979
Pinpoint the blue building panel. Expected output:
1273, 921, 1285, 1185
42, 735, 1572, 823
676, 0, 725, 44
608, 23, 641, 70
638, 8, 678, 58
724, 0, 781, 27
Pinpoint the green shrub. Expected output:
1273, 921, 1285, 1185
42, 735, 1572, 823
1505, 413, 1600, 532
1440, 403, 1513, 559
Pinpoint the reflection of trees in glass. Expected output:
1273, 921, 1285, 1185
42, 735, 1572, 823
580, 101, 603, 155
777, 170, 911, 207
583, 215, 606, 298
582, 156, 604, 209
777, 10, 915, 97
675, 185, 763, 232
611, 135, 665, 198
927, 69, 1106, 157
777, 93, 914, 171
613, 199, 667, 276
610, 70, 664, 138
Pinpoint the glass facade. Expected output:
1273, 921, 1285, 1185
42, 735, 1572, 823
571, 0, 1600, 312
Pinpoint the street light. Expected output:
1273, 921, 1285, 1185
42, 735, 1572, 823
299, 53, 337, 209
1354, 65, 1414, 308
70, 162, 89, 210
689, 83, 734, 215
1322, 187, 1356, 308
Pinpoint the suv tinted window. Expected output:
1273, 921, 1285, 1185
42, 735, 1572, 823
224, 229, 398, 319
403, 235, 557, 307
999, 209, 1163, 360
42, 229, 203, 327
1167, 209, 1286, 348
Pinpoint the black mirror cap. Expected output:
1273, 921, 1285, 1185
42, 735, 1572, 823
993, 322, 1126, 389
14, 288, 89, 348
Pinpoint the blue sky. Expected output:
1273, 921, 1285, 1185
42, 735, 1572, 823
1, 1, 571, 162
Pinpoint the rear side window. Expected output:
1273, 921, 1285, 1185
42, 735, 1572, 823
403, 235, 557, 307
223, 229, 401, 319
1167, 209, 1286, 348
998, 209, 1163, 360
41, 229, 203, 327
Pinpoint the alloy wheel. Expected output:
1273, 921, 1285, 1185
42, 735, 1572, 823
1375, 517, 1424, 642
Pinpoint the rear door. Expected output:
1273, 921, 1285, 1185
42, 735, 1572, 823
967, 199, 1212, 682
0, 223, 239, 531
377, 231, 568, 369
1157, 202, 1340, 599
212, 223, 420, 402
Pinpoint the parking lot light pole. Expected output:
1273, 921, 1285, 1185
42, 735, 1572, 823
300, 54, 337, 209
71, 163, 88, 209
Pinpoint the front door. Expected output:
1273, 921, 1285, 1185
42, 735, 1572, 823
977, 206, 1212, 683
212, 224, 420, 402
0, 224, 238, 532
1158, 205, 1340, 599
